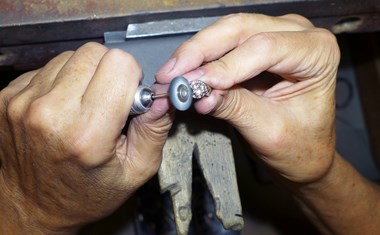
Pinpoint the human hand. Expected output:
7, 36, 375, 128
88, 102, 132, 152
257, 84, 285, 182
0, 43, 172, 234
156, 14, 340, 185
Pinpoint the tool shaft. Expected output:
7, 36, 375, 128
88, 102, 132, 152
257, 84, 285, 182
152, 93, 169, 99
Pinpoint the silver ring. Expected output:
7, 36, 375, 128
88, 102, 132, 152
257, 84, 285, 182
189, 80, 212, 99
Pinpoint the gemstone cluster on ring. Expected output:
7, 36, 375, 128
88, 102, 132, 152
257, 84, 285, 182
189, 80, 212, 99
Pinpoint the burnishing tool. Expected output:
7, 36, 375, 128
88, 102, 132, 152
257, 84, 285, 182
129, 76, 211, 115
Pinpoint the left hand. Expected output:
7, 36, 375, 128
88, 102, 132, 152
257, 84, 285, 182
156, 13, 340, 185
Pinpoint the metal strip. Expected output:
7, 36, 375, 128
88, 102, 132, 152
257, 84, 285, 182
126, 16, 220, 39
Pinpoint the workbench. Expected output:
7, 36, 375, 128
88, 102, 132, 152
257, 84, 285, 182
1, 0, 379, 69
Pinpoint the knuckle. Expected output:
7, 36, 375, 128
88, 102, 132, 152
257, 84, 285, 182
56, 50, 75, 60
219, 13, 254, 38
65, 129, 100, 166
281, 14, 314, 28
316, 28, 338, 45
282, 13, 308, 22
107, 49, 143, 79
251, 32, 277, 52
314, 28, 341, 63
221, 13, 250, 24
0, 87, 11, 116
324, 30, 339, 52
41, 51, 74, 71
67, 136, 90, 160
211, 59, 233, 81
81, 41, 107, 51
60, 50, 75, 56
24, 98, 55, 132
8, 70, 35, 86
6, 95, 26, 123
108, 48, 138, 66
0, 86, 12, 101
78, 42, 109, 58
204, 59, 235, 88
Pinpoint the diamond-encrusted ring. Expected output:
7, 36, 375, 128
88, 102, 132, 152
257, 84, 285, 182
189, 80, 212, 99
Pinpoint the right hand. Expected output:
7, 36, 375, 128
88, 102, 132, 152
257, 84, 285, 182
0, 42, 173, 234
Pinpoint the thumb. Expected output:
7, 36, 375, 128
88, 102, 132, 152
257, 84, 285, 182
210, 86, 290, 153
120, 86, 173, 187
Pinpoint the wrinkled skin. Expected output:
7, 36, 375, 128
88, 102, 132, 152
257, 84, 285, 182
0, 43, 172, 234
157, 13, 380, 235
156, 13, 340, 185
2, 13, 380, 235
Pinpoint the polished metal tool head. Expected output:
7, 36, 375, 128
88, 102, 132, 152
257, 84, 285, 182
129, 85, 154, 115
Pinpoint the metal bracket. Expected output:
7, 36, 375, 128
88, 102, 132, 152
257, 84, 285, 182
104, 16, 219, 43
126, 16, 219, 39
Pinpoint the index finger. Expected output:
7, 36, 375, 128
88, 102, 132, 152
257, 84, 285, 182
82, 49, 141, 135
155, 13, 313, 84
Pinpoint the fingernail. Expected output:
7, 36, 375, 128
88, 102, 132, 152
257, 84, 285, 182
156, 58, 177, 75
